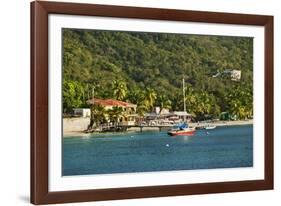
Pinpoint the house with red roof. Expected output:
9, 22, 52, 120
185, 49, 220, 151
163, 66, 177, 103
87, 98, 137, 126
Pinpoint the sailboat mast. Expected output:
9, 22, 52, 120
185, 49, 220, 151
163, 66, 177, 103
92, 86, 95, 104
183, 78, 186, 122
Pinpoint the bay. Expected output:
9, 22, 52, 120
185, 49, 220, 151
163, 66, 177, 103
63, 125, 253, 176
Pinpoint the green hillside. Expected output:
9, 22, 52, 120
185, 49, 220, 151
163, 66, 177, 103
62, 28, 253, 120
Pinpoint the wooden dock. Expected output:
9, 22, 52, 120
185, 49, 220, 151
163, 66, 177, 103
133, 125, 172, 132
113, 123, 208, 132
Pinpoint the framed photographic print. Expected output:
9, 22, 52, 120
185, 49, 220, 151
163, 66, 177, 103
30, 1, 274, 204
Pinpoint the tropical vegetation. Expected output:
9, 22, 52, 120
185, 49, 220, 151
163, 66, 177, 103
63, 28, 253, 121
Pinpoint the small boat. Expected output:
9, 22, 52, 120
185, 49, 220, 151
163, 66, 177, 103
205, 125, 216, 130
167, 123, 196, 136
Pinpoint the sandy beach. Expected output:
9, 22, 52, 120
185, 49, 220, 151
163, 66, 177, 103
63, 119, 253, 137
189, 119, 253, 127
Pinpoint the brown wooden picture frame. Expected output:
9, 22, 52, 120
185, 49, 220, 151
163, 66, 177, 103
31, 1, 274, 204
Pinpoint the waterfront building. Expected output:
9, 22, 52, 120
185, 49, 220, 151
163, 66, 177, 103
87, 98, 137, 126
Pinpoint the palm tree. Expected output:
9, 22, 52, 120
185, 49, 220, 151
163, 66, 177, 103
108, 106, 124, 127
224, 85, 253, 120
112, 79, 127, 100
157, 95, 172, 113
127, 87, 142, 104
143, 88, 157, 111
136, 104, 148, 117
185, 90, 217, 120
89, 104, 106, 129
172, 92, 184, 111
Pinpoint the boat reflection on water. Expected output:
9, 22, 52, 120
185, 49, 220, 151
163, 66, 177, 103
181, 135, 193, 142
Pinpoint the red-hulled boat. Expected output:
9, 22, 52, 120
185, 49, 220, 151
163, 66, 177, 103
167, 123, 196, 136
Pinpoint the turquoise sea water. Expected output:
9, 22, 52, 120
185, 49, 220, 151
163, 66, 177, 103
63, 125, 253, 176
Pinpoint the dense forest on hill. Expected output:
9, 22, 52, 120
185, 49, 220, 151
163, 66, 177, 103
62, 28, 253, 120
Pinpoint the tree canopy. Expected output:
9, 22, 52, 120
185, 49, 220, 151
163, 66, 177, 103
62, 28, 253, 120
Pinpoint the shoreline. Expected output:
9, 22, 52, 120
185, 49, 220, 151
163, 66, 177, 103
63, 119, 253, 137
190, 119, 253, 128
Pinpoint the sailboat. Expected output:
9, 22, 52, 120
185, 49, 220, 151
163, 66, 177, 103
167, 123, 196, 136
167, 78, 196, 136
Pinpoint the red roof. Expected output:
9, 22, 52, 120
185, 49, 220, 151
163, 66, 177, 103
87, 98, 136, 107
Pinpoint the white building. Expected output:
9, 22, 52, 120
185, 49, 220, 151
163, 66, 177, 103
73, 108, 91, 118
168, 111, 193, 122
230, 70, 242, 81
